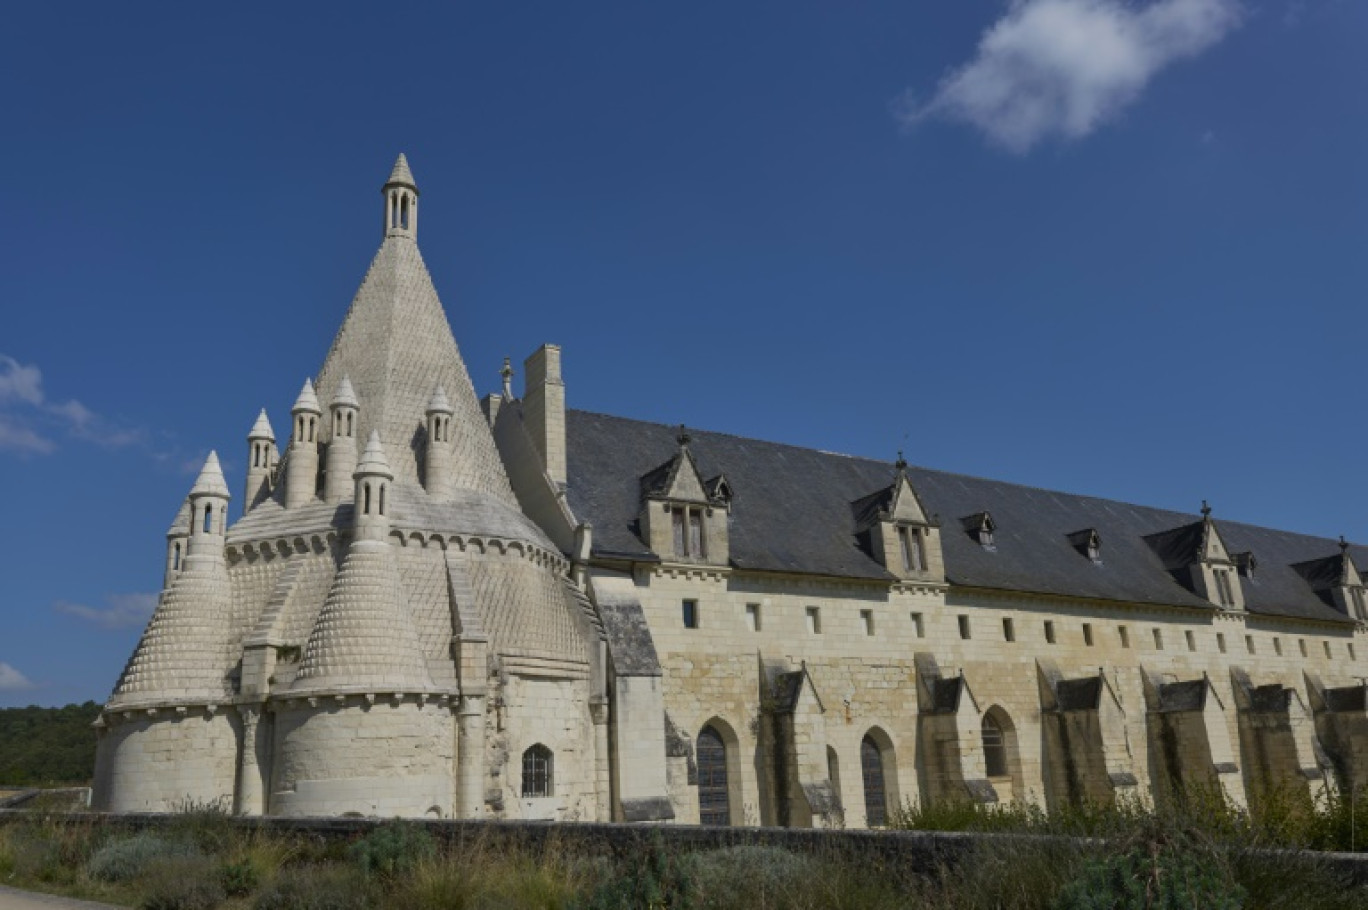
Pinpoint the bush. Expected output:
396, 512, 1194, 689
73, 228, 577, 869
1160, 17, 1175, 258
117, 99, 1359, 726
573, 833, 693, 909
88, 832, 195, 883
681, 845, 813, 906
169, 797, 237, 855
254, 865, 374, 910
1052, 842, 1244, 910
348, 821, 437, 880
139, 855, 227, 910
221, 857, 261, 896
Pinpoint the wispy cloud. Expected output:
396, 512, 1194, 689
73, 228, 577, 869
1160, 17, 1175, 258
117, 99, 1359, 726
897, 0, 1243, 153
54, 593, 158, 630
0, 354, 145, 454
0, 662, 36, 691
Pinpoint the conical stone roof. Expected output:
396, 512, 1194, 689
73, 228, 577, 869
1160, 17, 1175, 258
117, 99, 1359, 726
331, 375, 360, 409
292, 379, 321, 414
313, 236, 516, 502
385, 153, 417, 190
109, 552, 234, 707
427, 384, 452, 415
356, 430, 392, 477
190, 451, 230, 499
248, 409, 275, 441
290, 539, 435, 694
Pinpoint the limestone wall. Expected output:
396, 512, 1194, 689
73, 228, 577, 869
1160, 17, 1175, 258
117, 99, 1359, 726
486, 674, 600, 821
269, 700, 454, 818
93, 710, 239, 813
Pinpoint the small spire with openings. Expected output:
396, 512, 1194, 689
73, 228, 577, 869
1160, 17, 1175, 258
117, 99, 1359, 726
382, 153, 419, 240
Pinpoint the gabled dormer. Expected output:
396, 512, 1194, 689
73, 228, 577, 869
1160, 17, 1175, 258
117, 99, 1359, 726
638, 428, 729, 566
1143, 502, 1244, 611
960, 512, 997, 551
1067, 528, 1103, 564
1292, 538, 1367, 622
852, 456, 943, 583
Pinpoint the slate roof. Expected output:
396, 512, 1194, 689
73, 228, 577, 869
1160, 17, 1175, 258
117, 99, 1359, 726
565, 410, 1364, 626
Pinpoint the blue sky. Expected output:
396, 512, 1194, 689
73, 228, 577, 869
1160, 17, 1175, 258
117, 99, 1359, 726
0, 1, 1363, 707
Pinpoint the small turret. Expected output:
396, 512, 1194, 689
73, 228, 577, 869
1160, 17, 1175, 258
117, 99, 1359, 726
187, 451, 231, 560
424, 384, 453, 499
323, 375, 360, 503
382, 153, 419, 241
285, 380, 321, 509
354, 431, 393, 542
244, 409, 276, 510
163, 497, 192, 589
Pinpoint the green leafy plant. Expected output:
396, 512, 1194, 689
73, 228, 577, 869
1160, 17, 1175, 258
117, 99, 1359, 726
348, 820, 437, 880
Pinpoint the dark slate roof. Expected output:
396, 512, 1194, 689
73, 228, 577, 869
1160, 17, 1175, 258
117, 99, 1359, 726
565, 410, 1363, 626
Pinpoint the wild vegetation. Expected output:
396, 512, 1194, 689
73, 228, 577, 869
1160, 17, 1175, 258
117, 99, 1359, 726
0, 701, 101, 786
0, 787, 1365, 909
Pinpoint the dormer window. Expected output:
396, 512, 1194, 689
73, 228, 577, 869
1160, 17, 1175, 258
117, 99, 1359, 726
1233, 552, 1257, 579
670, 505, 706, 559
898, 524, 926, 572
1068, 529, 1102, 564
1213, 568, 1236, 608
962, 512, 996, 551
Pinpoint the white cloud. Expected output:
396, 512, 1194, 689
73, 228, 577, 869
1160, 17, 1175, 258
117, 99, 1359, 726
898, 0, 1243, 153
0, 662, 36, 691
54, 593, 158, 630
0, 354, 143, 454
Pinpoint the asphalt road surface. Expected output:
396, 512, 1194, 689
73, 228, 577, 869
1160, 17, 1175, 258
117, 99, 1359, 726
0, 886, 121, 909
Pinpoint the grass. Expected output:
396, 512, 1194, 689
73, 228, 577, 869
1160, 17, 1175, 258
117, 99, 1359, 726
0, 791, 1363, 909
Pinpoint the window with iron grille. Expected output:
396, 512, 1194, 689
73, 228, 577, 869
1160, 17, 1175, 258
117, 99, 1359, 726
521, 744, 553, 798
697, 726, 730, 826
861, 735, 887, 827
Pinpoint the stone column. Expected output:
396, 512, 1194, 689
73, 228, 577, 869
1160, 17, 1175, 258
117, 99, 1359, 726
591, 695, 611, 821
235, 704, 265, 816
456, 695, 486, 818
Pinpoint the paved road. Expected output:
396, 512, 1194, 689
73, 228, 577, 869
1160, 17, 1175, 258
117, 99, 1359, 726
0, 886, 122, 909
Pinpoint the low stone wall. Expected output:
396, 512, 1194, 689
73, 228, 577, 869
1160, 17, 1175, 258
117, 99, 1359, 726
3, 810, 1366, 887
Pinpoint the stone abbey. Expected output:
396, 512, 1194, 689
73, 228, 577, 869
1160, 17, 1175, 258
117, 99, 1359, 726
94, 156, 1368, 826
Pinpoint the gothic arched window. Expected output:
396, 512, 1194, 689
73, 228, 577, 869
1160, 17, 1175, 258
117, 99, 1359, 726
982, 714, 1008, 778
521, 744, 553, 798
860, 734, 888, 826
697, 725, 730, 826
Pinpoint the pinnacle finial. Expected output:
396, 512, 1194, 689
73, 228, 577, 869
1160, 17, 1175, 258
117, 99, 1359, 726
1341, 535, 1350, 554
332, 375, 359, 409
500, 357, 514, 399
248, 408, 275, 441
292, 379, 321, 414
427, 384, 452, 415
384, 153, 418, 191
190, 451, 231, 499
895, 450, 908, 472
677, 424, 691, 448
356, 430, 393, 479
1200, 500, 1212, 519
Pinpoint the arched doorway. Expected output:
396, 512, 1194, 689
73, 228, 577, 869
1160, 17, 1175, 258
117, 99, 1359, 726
697, 724, 730, 825
861, 733, 889, 826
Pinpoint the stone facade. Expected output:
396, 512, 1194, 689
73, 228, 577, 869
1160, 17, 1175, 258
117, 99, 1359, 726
94, 156, 1368, 827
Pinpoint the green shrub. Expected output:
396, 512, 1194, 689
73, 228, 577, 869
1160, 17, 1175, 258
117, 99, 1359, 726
88, 832, 195, 882
254, 865, 374, 910
573, 833, 693, 909
139, 855, 227, 910
1052, 842, 1244, 910
221, 857, 261, 896
348, 821, 437, 880
680, 845, 813, 906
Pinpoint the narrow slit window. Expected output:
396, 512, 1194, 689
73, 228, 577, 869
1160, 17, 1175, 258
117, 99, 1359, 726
363, 483, 371, 515
1185, 630, 1196, 652
1083, 623, 1094, 647
203, 504, 212, 534
1153, 628, 1164, 650
1044, 620, 1056, 644
1324, 641, 1333, 659
1273, 637, 1283, 656
1299, 639, 1308, 657
378, 484, 385, 516
688, 508, 704, 558
682, 599, 698, 629
806, 606, 821, 635
911, 612, 925, 638
745, 603, 761, 632
1002, 617, 1015, 642
173, 543, 181, 571
1217, 633, 1227, 653
1118, 626, 1130, 648
958, 615, 971, 640
1246, 635, 1255, 655
861, 609, 875, 636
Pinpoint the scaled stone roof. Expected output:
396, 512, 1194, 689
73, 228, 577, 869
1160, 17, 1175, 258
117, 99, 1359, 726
292, 379, 321, 414
385, 153, 417, 190
313, 235, 515, 502
291, 540, 436, 694
190, 451, 230, 499
331, 375, 359, 409
248, 409, 275, 441
565, 410, 1363, 626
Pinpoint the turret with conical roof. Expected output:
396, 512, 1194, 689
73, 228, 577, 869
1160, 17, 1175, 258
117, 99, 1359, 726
354, 430, 393, 542
245, 409, 276, 510
109, 452, 234, 709
425, 384, 454, 499
324, 375, 360, 503
285, 379, 321, 508
383, 153, 419, 240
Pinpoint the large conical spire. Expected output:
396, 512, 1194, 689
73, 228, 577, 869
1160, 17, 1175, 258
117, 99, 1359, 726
314, 157, 515, 502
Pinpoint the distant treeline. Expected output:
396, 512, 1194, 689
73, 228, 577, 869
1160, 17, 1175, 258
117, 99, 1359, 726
0, 701, 101, 786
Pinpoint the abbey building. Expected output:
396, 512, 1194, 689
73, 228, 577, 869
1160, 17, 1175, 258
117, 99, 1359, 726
94, 157, 1368, 826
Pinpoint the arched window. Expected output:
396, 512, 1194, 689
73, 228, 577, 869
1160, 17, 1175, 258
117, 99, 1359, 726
347, 412, 353, 436
982, 714, 1008, 778
697, 725, 730, 825
378, 484, 386, 516
521, 744, 553, 798
363, 483, 371, 515
203, 504, 213, 534
861, 734, 888, 826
